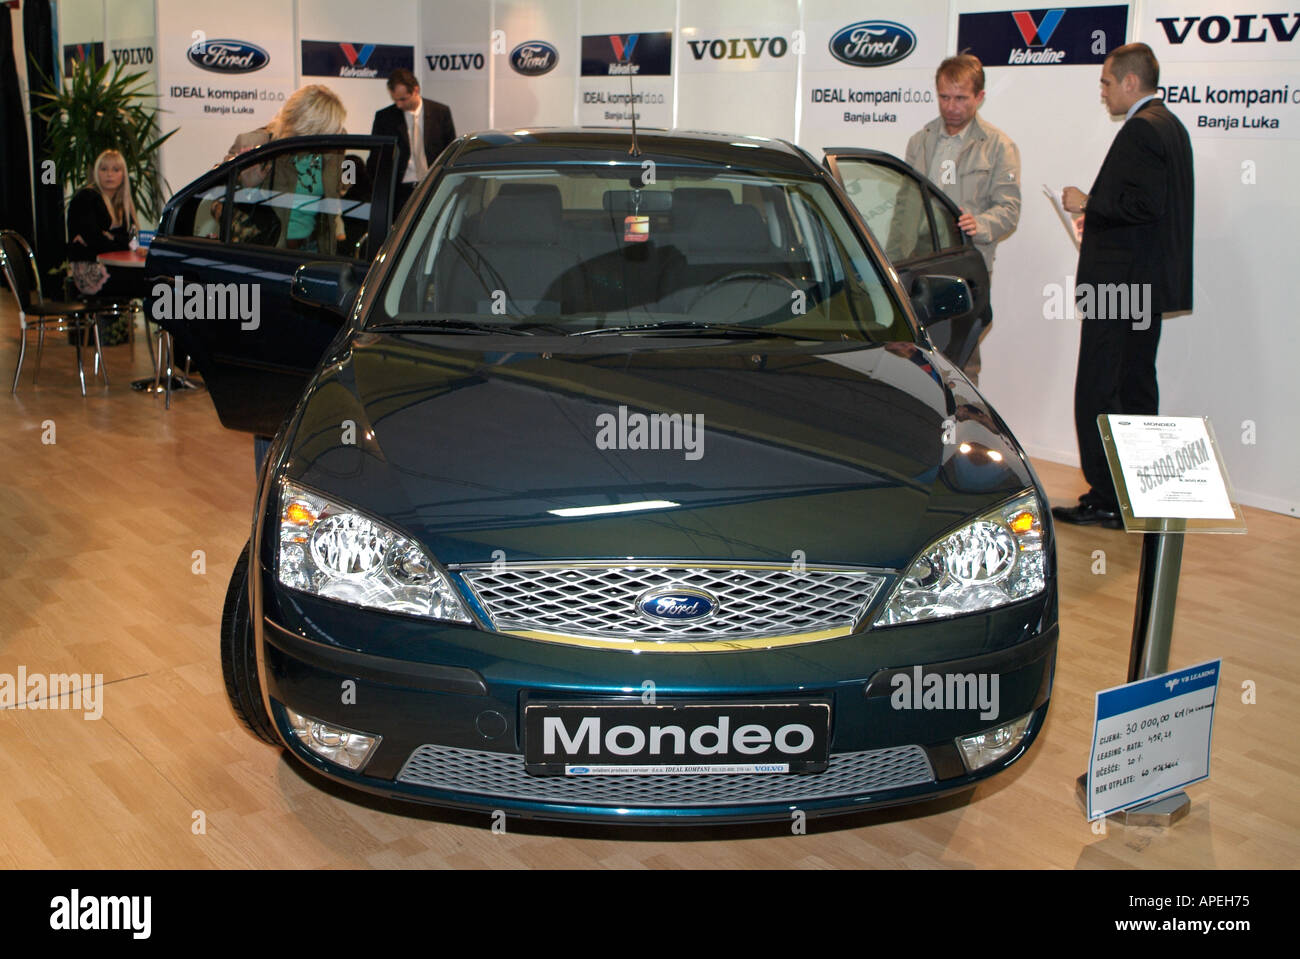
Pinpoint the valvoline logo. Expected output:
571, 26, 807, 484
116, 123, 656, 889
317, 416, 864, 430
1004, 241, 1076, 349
186, 38, 269, 74
340, 43, 376, 67
301, 39, 413, 78
828, 21, 916, 67
1012, 9, 1065, 46
608, 34, 639, 60
580, 31, 672, 76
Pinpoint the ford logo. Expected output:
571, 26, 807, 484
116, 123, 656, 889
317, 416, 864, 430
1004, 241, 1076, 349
187, 38, 269, 74
510, 40, 558, 76
636, 587, 719, 622
828, 20, 916, 68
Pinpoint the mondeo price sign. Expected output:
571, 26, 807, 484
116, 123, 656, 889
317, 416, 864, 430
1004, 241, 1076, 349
1087, 660, 1221, 820
524, 702, 830, 775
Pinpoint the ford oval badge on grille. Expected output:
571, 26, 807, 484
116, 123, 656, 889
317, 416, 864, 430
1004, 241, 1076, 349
636, 587, 718, 622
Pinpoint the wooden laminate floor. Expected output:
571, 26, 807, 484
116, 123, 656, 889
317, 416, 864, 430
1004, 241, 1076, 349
1, 293, 1296, 869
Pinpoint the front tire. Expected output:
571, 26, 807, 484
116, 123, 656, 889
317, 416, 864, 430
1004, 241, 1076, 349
220, 542, 280, 745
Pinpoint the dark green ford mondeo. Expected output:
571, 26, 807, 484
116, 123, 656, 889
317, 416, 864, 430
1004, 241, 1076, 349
149, 128, 1056, 823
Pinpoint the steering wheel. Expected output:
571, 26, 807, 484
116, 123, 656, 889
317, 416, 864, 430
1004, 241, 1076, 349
687, 270, 801, 314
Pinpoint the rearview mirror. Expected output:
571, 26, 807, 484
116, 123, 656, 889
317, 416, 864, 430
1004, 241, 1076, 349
291, 261, 365, 315
910, 274, 972, 326
602, 190, 673, 213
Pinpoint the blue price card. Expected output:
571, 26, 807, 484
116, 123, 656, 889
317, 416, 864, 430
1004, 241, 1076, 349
1087, 659, 1221, 820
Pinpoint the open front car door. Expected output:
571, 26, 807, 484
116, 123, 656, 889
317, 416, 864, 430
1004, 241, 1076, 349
145, 134, 400, 435
824, 148, 990, 369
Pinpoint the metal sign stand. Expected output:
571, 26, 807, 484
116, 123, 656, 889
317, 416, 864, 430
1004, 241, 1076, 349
1113, 521, 1190, 825
1076, 415, 1245, 828
1075, 523, 1191, 825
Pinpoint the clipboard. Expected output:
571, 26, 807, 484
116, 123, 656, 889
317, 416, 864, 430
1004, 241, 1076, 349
1043, 184, 1082, 250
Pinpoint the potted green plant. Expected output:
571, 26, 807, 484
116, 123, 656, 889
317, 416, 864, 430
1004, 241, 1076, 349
30, 57, 177, 344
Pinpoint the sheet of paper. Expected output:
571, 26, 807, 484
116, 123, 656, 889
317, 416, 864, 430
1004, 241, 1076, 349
1107, 415, 1236, 519
1088, 660, 1220, 820
1043, 184, 1081, 249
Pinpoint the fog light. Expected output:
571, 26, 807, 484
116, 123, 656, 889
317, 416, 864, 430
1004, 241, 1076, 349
284, 706, 381, 771
956, 713, 1032, 772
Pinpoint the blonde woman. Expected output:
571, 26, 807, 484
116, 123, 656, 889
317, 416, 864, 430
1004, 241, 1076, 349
224, 84, 348, 252
67, 149, 138, 296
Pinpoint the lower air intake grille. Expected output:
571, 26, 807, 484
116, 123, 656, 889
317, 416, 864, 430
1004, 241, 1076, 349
396, 744, 935, 807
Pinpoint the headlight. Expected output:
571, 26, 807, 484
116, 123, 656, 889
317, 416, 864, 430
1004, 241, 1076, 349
873, 491, 1046, 626
276, 480, 471, 623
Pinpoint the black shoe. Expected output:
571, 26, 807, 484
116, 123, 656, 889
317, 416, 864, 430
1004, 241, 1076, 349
1051, 500, 1123, 529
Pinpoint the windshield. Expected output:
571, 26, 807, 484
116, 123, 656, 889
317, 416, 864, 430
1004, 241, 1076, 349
376, 165, 912, 341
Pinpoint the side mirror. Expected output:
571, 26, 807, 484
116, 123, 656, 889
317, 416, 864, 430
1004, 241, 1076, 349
910, 274, 972, 326
291, 261, 365, 315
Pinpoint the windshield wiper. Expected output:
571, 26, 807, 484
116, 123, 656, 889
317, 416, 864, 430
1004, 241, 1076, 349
368, 319, 567, 336
573, 321, 819, 341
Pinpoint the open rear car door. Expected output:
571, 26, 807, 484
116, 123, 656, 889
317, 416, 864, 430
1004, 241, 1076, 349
145, 134, 399, 435
824, 148, 991, 369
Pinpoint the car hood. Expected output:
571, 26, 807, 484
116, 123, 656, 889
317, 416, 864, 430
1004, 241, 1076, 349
283, 333, 1037, 570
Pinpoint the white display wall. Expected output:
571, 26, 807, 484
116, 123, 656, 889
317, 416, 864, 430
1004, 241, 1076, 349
947, 0, 1299, 518
30, 0, 1300, 516
420, 0, 491, 133
491, 0, 576, 129
676, 0, 799, 140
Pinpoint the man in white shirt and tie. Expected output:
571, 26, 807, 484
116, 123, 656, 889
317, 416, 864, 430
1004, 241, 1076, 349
370, 68, 456, 213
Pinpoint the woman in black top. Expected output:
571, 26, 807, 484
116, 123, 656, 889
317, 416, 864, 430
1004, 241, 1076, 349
67, 149, 138, 297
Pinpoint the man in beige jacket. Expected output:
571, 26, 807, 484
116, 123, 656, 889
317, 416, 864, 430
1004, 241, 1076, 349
903, 54, 1020, 383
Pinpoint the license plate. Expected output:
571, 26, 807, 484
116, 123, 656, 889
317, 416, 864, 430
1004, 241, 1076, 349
523, 701, 830, 775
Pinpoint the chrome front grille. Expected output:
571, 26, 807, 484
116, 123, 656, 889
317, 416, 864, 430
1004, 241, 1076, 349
396, 744, 935, 808
455, 562, 887, 646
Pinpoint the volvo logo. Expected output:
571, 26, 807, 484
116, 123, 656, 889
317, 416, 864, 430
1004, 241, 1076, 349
829, 21, 916, 67
686, 37, 789, 60
510, 41, 559, 76
1156, 13, 1300, 45
636, 587, 719, 622
187, 39, 269, 74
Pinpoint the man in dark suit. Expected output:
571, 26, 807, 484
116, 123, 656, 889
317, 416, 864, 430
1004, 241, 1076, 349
1054, 43, 1194, 528
370, 68, 456, 213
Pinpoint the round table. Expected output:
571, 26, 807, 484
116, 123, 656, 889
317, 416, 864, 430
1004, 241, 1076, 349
96, 249, 147, 268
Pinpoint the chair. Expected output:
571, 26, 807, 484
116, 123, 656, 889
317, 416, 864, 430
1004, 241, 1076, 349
0, 230, 107, 396
78, 289, 141, 347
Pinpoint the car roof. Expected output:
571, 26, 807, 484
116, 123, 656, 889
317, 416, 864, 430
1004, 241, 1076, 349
445, 128, 822, 176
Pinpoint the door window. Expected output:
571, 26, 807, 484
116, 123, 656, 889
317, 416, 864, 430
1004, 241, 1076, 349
173, 185, 228, 240
222, 147, 379, 258
929, 190, 964, 251
833, 158, 933, 263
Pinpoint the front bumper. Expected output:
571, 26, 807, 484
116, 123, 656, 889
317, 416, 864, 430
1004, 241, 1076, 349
258, 576, 1057, 824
